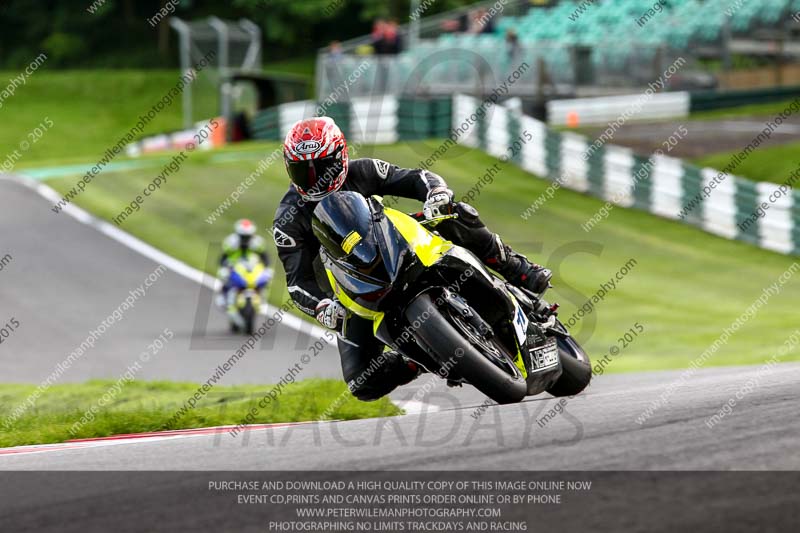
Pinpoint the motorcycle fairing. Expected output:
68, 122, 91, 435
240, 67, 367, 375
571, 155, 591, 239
319, 195, 452, 335
382, 207, 452, 267
230, 260, 270, 290
318, 193, 530, 380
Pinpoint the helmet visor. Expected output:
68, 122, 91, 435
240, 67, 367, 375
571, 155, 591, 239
286, 153, 343, 196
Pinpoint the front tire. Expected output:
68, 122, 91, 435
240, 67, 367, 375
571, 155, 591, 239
242, 300, 255, 336
405, 294, 527, 404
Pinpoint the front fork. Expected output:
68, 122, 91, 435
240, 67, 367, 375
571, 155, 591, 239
226, 289, 265, 326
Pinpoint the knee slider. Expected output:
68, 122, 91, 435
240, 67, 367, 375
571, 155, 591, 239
347, 352, 417, 402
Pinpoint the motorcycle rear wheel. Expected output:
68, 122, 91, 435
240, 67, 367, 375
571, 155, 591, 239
547, 323, 592, 397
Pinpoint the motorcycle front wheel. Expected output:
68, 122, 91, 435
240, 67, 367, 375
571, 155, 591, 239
405, 293, 527, 405
241, 299, 255, 336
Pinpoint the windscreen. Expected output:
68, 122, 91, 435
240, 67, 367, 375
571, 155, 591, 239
312, 191, 378, 267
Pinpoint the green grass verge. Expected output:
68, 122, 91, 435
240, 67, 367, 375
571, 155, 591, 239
0, 379, 399, 448
0, 65, 311, 168
693, 140, 800, 184
688, 98, 800, 121
0, 70, 217, 167
43, 140, 800, 374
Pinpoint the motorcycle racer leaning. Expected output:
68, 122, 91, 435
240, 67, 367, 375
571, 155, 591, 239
273, 116, 552, 401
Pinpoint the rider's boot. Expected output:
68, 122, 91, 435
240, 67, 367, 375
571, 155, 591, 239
485, 236, 552, 294
436, 203, 552, 295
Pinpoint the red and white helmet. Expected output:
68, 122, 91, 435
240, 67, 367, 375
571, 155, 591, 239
234, 218, 256, 237
283, 116, 349, 201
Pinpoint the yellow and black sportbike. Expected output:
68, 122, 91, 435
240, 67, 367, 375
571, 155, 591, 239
312, 191, 591, 404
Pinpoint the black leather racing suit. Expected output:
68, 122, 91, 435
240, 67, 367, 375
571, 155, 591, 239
273, 158, 514, 401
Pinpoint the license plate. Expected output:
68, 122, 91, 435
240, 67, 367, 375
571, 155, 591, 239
529, 338, 559, 372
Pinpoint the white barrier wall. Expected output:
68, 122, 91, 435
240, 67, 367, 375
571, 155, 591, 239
519, 115, 548, 178
278, 100, 317, 138
559, 133, 590, 192
349, 96, 399, 145
701, 168, 738, 240
262, 93, 798, 256
459, 93, 797, 256
603, 145, 636, 208
546, 92, 690, 126
757, 181, 795, 255
650, 155, 685, 220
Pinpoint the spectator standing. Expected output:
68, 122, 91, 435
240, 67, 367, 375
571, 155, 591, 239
371, 18, 402, 93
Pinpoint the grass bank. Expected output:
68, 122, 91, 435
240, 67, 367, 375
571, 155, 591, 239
693, 140, 800, 184
0, 378, 399, 448
43, 140, 800, 374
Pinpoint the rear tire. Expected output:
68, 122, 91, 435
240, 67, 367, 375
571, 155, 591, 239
406, 294, 527, 404
548, 334, 592, 397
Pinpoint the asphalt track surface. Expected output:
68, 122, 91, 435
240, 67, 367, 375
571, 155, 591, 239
587, 115, 800, 158
3, 361, 800, 470
2, 366, 799, 532
0, 176, 341, 385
